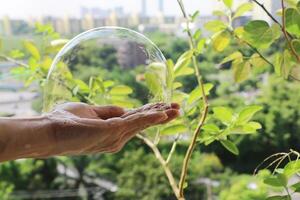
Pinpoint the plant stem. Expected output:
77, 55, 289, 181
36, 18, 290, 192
281, 0, 300, 63
166, 137, 179, 164
177, 0, 209, 198
136, 134, 181, 199
0, 54, 88, 102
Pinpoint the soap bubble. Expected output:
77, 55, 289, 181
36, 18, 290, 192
43, 27, 170, 112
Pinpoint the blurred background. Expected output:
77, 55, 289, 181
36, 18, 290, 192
0, 0, 299, 199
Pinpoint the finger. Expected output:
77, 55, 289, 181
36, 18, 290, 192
123, 111, 168, 131
171, 102, 180, 110
92, 105, 125, 119
160, 109, 180, 124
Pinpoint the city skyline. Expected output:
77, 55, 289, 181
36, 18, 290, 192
0, 0, 219, 19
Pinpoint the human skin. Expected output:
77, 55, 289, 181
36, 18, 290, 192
0, 102, 180, 162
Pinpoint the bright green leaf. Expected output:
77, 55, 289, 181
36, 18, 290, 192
236, 105, 262, 125
202, 124, 220, 133
174, 50, 193, 72
204, 20, 227, 33
283, 160, 300, 178
291, 182, 300, 192
244, 20, 278, 49
285, 8, 300, 37
187, 83, 214, 104
110, 85, 133, 95
212, 31, 231, 52
233, 3, 253, 19
23, 41, 40, 61
193, 29, 202, 40
292, 39, 300, 55
220, 51, 243, 64
233, 61, 251, 83
220, 140, 239, 155
161, 124, 188, 135
174, 67, 194, 77
223, 0, 233, 8
213, 107, 233, 125
197, 39, 206, 53
242, 121, 262, 133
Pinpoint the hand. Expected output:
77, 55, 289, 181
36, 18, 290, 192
48, 102, 180, 155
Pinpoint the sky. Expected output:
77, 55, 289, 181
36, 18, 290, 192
0, 0, 219, 19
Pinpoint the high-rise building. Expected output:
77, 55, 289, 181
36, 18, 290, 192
141, 0, 147, 16
158, 0, 164, 13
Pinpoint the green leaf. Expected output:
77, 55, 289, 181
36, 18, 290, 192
292, 39, 300, 55
213, 107, 233, 125
110, 85, 133, 95
212, 31, 231, 52
196, 39, 206, 53
9, 49, 25, 59
213, 10, 227, 17
166, 59, 174, 90
283, 160, 300, 178
220, 140, 239, 155
173, 82, 182, 89
202, 124, 220, 133
220, 51, 243, 64
23, 41, 40, 61
236, 105, 262, 125
187, 83, 214, 104
74, 79, 89, 93
190, 10, 200, 22
174, 50, 193, 73
161, 124, 188, 135
244, 20, 278, 49
174, 67, 194, 77
264, 177, 284, 187
233, 3, 253, 19
266, 195, 290, 200
264, 174, 287, 187
145, 72, 162, 95
249, 53, 268, 68
233, 61, 251, 83
291, 182, 300, 192
223, 0, 233, 8
274, 50, 294, 79
193, 29, 202, 40
242, 121, 262, 133
111, 99, 135, 108
204, 20, 227, 33
285, 8, 300, 37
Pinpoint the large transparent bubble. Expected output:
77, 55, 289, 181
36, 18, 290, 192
43, 27, 171, 112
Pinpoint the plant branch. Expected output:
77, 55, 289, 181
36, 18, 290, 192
166, 137, 179, 164
0, 54, 88, 102
177, 0, 209, 198
251, 0, 294, 39
136, 134, 180, 199
281, 0, 300, 63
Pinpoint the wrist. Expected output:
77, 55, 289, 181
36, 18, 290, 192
0, 116, 55, 162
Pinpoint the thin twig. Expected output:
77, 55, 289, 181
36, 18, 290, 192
0, 54, 29, 68
0, 54, 88, 102
281, 0, 300, 63
166, 137, 179, 164
251, 0, 293, 39
177, 0, 209, 198
136, 134, 180, 199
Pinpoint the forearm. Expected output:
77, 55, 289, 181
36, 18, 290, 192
0, 116, 54, 162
